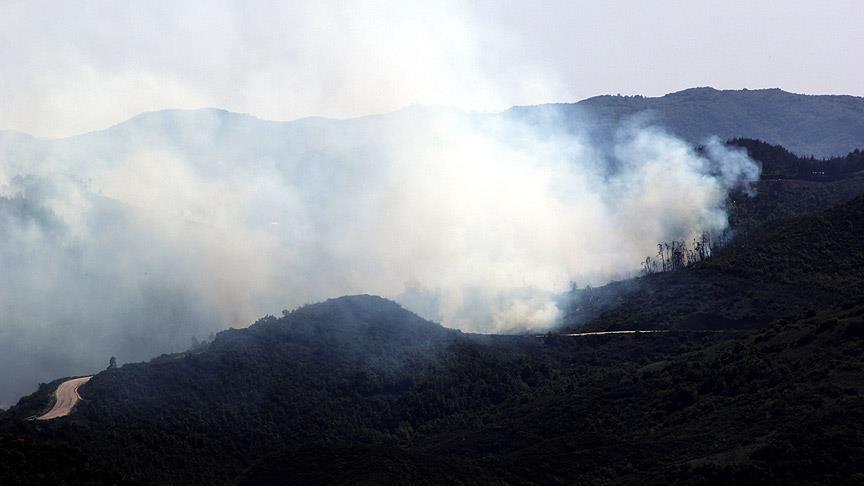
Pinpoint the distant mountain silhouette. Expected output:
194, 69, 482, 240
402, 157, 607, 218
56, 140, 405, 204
4, 87, 862, 160
510, 87, 864, 157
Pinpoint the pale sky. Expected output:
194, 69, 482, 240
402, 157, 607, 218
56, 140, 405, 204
2, 0, 863, 137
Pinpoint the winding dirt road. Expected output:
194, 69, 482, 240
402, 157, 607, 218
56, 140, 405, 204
36, 376, 92, 420
538, 329, 727, 338
562, 330, 669, 337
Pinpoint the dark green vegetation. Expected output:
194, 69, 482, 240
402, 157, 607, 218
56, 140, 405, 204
729, 138, 864, 180
567, 193, 864, 334
5, 288, 863, 484
521, 87, 864, 157
2, 297, 736, 485
0, 434, 135, 485
565, 141, 864, 333
4, 377, 69, 421
3, 137, 864, 484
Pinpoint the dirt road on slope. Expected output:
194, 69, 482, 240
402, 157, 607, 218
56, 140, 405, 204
36, 376, 92, 420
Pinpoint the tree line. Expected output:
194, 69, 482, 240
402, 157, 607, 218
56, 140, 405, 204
641, 232, 727, 275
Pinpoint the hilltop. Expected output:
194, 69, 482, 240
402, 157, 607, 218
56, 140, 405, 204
2, 294, 730, 484
511, 87, 864, 157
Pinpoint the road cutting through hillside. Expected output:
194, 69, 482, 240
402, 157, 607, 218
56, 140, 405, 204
537, 329, 728, 338
36, 376, 92, 420
562, 330, 669, 337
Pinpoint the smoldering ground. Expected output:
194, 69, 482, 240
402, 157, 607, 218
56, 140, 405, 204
0, 107, 759, 405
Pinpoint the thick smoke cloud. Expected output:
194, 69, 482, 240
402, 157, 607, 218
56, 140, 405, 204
0, 108, 759, 405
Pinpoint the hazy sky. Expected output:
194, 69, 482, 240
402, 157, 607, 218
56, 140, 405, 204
2, 0, 863, 137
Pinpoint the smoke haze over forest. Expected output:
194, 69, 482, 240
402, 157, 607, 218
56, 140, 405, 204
4, 4, 864, 485
10, 0, 863, 406
0, 106, 759, 405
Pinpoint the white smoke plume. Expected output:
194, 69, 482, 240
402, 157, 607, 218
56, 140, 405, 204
0, 106, 760, 405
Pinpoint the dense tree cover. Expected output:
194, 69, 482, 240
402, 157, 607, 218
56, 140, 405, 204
707, 193, 864, 295
565, 193, 864, 333
727, 174, 864, 241
632, 140, 864, 278
722, 139, 864, 240
728, 138, 864, 180
2, 143, 864, 484
566, 140, 864, 332
415, 307, 864, 485
6, 308, 863, 485
5, 269, 864, 484
4, 377, 68, 420
1, 296, 732, 484
0, 434, 137, 485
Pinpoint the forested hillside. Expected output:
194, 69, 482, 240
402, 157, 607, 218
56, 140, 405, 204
729, 138, 864, 179
565, 193, 864, 333
4, 190, 864, 483
0, 434, 135, 485
2, 104, 864, 485
2, 296, 734, 484
4, 0, 864, 481
561, 137, 864, 333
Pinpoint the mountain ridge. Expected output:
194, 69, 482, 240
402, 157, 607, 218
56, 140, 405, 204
8, 88, 864, 158
514, 87, 864, 157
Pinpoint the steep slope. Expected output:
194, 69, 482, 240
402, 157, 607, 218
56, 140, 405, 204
233, 203, 864, 483
560, 141, 864, 333
8, 300, 862, 484
707, 192, 864, 297
67, 296, 462, 484
173, 302, 864, 485
4, 296, 729, 485
566, 194, 864, 332
3, 296, 530, 484
729, 138, 864, 180
6, 197, 864, 484
417, 305, 864, 485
